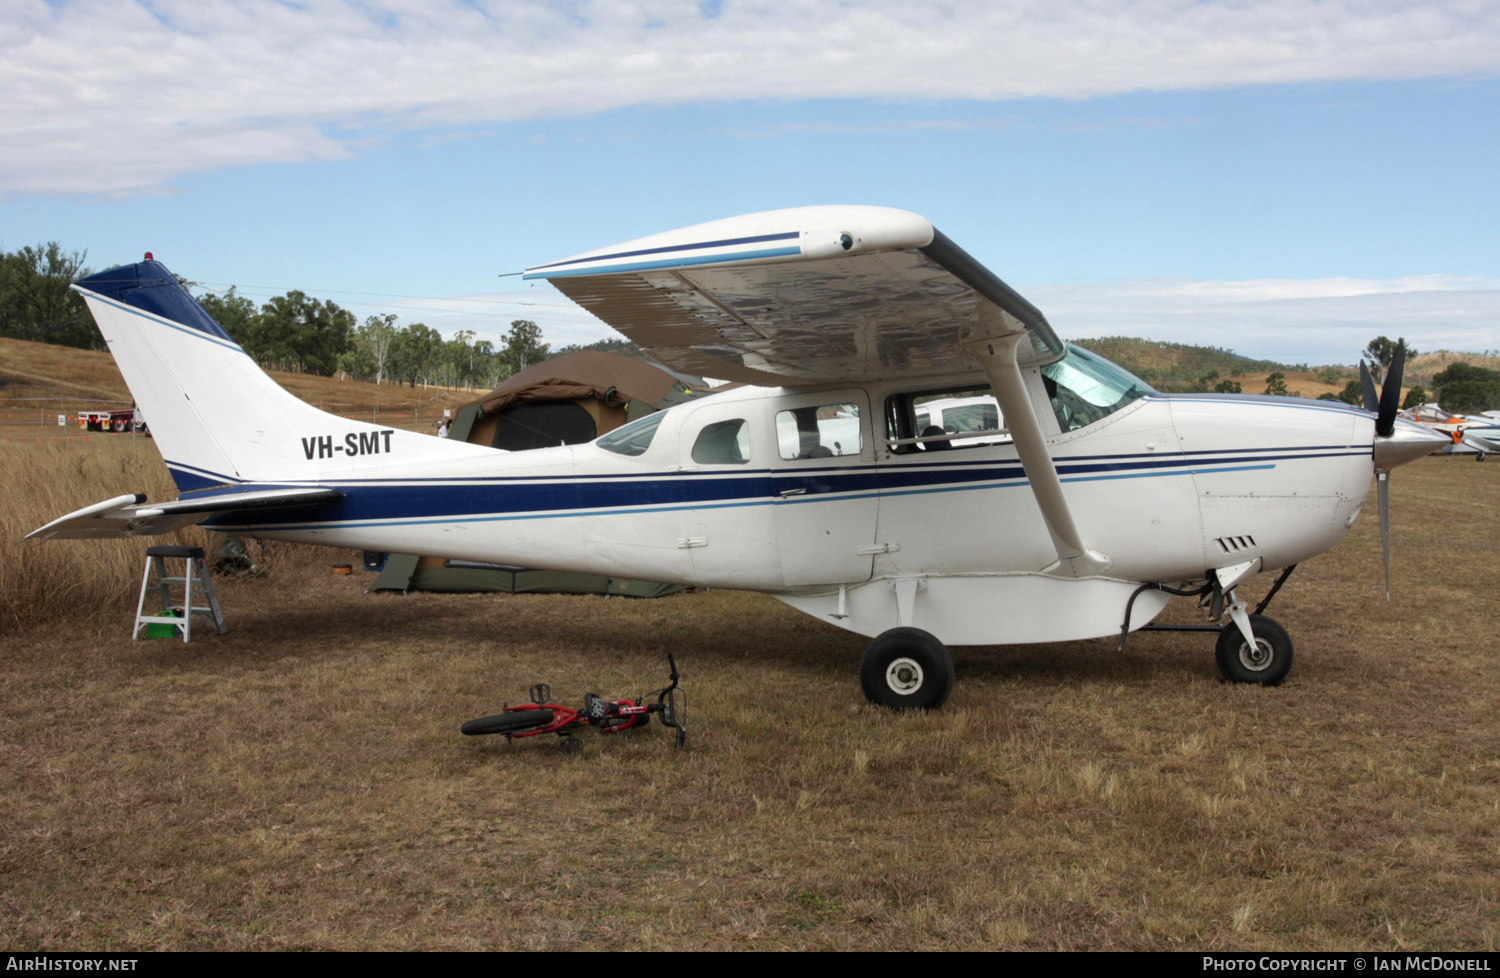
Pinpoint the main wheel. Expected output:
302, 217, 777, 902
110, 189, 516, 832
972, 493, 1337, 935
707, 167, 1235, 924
1214, 614, 1293, 685
461, 708, 555, 736
859, 627, 954, 710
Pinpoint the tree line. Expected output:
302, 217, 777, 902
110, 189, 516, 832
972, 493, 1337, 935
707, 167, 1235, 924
0, 243, 101, 350
196, 287, 549, 390
0, 242, 550, 391
4, 242, 1498, 410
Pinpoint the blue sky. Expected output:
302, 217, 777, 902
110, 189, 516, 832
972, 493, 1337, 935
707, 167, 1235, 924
3, 1, 1497, 365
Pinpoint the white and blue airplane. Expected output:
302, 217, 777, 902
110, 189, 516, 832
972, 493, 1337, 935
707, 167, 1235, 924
29, 206, 1447, 708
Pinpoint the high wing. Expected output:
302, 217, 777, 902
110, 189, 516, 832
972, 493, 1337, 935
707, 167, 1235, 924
26, 488, 345, 542
527, 205, 1107, 577
524, 205, 1065, 387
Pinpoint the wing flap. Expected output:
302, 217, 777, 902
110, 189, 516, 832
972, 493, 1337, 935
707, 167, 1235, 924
27, 487, 345, 542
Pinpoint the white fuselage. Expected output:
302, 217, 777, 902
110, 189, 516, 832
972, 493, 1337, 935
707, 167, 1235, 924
215, 376, 1374, 646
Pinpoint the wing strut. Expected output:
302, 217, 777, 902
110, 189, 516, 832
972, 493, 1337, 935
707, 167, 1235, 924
962, 316, 1110, 579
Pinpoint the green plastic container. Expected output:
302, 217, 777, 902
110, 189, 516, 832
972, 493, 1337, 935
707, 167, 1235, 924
145, 610, 183, 639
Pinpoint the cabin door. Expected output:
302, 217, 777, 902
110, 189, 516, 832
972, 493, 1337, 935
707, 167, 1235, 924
769, 389, 878, 586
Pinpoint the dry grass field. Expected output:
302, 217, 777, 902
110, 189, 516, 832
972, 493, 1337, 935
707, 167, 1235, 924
1, 438, 1498, 950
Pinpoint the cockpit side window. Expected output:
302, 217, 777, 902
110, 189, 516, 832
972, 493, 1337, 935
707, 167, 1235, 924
691, 419, 751, 465
1041, 344, 1155, 432
776, 403, 861, 460
596, 411, 666, 457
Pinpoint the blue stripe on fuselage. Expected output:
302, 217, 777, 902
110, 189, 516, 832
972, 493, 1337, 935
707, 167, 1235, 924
204, 446, 1368, 531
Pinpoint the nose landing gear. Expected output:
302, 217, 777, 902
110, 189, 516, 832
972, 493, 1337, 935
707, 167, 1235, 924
1118, 564, 1299, 686
1214, 613, 1294, 685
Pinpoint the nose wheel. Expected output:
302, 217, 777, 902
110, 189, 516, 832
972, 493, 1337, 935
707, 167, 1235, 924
1214, 613, 1293, 685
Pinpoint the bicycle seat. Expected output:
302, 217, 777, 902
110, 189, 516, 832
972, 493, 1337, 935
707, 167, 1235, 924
583, 692, 615, 724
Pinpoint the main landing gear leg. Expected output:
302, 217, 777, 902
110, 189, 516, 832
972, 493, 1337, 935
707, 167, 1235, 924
859, 627, 954, 710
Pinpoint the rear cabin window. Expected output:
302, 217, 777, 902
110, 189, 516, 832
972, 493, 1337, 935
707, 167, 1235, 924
776, 403, 862, 460
885, 387, 1009, 454
595, 411, 665, 457
691, 419, 751, 465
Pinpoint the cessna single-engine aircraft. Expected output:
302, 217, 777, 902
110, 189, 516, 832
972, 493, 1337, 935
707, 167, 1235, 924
31, 206, 1448, 709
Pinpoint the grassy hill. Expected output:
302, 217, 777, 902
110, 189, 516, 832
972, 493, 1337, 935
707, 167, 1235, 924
1069, 336, 1294, 383
1404, 351, 1500, 389
0, 336, 478, 432
1065, 336, 1500, 403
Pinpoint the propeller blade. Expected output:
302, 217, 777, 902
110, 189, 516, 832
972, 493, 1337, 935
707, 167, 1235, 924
1377, 469, 1391, 603
1360, 361, 1379, 412
1376, 342, 1407, 438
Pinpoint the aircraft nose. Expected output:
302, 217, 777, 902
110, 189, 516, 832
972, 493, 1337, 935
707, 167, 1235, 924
1373, 418, 1450, 471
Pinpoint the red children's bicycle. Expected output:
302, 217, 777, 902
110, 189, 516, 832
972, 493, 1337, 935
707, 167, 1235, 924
461, 654, 686, 752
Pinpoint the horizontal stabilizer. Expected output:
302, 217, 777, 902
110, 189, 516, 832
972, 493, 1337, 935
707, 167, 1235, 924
27, 487, 345, 542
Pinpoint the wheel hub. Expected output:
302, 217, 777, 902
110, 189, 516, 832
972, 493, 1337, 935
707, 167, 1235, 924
1239, 638, 1274, 671
885, 657, 925, 694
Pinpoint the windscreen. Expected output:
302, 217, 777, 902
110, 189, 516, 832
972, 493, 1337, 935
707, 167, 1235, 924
1041, 344, 1155, 432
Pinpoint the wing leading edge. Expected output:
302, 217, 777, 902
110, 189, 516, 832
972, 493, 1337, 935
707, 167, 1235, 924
524, 205, 1064, 387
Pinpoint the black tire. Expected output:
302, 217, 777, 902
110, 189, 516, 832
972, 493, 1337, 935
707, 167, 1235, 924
1215, 614, 1293, 685
461, 708, 555, 736
859, 627, 954, 710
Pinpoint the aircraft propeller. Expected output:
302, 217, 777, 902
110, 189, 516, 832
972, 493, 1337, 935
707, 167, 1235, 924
1359, 342, 1444, 601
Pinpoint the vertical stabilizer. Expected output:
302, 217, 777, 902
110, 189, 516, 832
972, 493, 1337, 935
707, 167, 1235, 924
72, 260, 493, 492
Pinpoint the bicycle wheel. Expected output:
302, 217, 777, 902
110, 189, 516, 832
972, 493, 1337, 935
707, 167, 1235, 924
461, 708, 555, 736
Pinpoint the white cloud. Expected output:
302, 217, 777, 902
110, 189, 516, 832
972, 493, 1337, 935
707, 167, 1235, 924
1032, 275, 1500, 364
4, 0, 1499, 197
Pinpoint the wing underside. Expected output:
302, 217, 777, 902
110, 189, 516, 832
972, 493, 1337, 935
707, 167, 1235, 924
525, 206, 1063, 387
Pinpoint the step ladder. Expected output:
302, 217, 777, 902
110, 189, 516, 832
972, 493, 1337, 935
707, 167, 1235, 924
133, 545, 227, 643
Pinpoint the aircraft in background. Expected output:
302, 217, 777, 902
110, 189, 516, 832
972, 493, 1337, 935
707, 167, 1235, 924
1401, 403, 1500, 460
29, 206, 1448, 709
